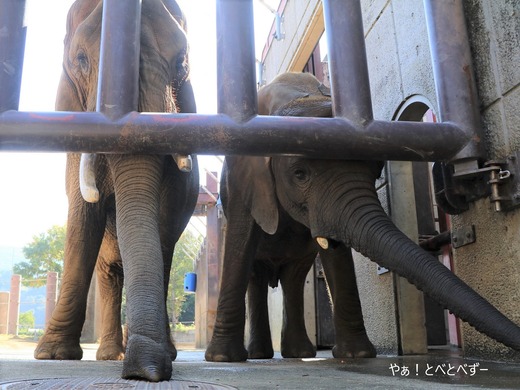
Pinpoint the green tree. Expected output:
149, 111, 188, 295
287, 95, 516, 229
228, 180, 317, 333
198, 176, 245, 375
178, 293, 195, 323
14, 225, 66, 287
168, 229, 203, 324
18, 310, 35, 335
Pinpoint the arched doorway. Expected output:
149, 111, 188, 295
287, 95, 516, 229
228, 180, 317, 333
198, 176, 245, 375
392, 96, 460, 350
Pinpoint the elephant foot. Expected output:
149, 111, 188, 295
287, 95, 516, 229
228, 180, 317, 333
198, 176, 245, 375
281, 334, 316, 358
122, 334, 172, 382
96, 341, 125, 361
248, 340, 274, 359
205, 338, 248, 362
333, 332, 377, 358
34, 334, 83, 360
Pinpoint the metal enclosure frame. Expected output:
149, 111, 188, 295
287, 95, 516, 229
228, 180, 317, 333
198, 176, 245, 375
0, 0, 484, 169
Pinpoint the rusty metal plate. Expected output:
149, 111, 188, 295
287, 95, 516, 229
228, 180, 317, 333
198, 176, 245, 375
0, 378, 236, 390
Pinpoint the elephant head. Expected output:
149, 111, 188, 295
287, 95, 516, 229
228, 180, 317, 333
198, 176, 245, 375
34, 0, 199, 382
68, 0, 194, 203
246, 72, 520, 352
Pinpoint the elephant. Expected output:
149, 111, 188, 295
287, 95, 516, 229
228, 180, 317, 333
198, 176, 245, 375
205, 72, 520, 362
34, 0, 199, 382
206, 73, 378, 362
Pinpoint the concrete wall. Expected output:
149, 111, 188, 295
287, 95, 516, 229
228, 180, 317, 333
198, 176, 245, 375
259, 0, 520, 361
451, 0, 520, 361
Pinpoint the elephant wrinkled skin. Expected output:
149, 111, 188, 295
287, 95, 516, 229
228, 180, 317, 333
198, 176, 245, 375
34, 0, 199, 382
205, 72, 520, 363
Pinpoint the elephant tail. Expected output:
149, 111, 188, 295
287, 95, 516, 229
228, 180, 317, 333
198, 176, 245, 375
334, 183, 520, 351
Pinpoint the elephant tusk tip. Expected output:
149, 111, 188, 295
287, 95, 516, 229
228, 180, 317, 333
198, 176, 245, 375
316, 237, 329, 250
81, 188, 100, 203
173, 154, 192, 172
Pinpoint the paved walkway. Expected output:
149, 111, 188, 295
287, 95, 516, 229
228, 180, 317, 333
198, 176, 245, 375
0, 337, 518, 389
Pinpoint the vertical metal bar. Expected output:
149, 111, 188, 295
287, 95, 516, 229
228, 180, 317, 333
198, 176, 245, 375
424, 0, 485, 164
97, 0, 142, 119
322, 0, 373, 124
216, 0, 257, 122
0, 0, 27, 112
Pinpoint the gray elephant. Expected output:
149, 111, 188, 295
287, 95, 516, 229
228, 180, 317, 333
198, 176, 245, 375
206, 73, 378, 362
34, 0, 199, 382
205, 72, 520, 362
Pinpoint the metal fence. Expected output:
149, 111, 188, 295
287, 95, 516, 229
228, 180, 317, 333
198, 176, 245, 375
0, 0, 483, 171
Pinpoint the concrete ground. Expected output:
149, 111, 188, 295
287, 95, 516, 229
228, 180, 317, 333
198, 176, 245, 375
0, 336, 518, 389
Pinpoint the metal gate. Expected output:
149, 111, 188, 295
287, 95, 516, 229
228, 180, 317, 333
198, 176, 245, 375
1, 0, 484, 183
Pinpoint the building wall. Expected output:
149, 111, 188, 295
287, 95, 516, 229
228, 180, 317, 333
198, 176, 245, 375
260, 0, 520, 361
452, 0, 520, 361
261, 0, 323, 83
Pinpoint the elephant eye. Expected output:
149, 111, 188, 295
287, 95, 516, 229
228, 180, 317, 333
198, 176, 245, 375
293, 168, 308, 181
77, 52, 89, 73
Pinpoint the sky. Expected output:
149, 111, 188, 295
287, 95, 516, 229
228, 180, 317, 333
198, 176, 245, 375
0, 0, 278, 249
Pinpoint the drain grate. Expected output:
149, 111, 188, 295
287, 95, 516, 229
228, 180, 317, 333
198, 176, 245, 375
0, 378, 237, 390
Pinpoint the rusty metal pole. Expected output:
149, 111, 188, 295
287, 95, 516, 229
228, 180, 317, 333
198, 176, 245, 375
0, 291, 9, 334
322, 0, 373, 124
8, 274, 21, 335
424, 0, 485, 166
97, 0, 141, 119
216, 0, 257, 122
45, 272, 58, 330
0, 110, 469, 160
0, 0, 27, 112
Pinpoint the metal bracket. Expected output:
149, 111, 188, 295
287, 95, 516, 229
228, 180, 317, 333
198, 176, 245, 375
451, 225, 476, 248
434, 151, 520, 214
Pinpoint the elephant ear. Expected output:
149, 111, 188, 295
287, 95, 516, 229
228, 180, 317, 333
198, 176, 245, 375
56, 0, 101, 112
228, 156, 279, 235
176, 76, 196, 113
55, 72, 83, 112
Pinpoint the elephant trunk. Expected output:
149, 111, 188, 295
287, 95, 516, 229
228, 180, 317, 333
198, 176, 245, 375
109, 153, 172, 381
315, 168, 520, 351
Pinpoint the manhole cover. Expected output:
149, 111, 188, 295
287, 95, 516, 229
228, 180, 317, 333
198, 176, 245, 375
0, 378, 236, 390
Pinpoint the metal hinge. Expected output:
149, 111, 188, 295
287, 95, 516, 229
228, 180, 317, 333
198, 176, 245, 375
434, 151, 520, 214
453, 155, 518, 212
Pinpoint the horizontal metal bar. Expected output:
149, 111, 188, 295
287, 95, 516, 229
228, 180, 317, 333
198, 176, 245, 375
0, 111, 468, 161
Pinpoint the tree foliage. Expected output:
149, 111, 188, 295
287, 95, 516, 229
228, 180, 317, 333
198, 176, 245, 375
168, 229, 203, 323
14, 225, 66, 287
18, 310, 35, 335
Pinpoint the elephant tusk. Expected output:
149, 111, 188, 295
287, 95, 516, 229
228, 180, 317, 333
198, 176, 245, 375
316, 237, 329, 250
79, 153, 100, 203
173, 154, 192, 172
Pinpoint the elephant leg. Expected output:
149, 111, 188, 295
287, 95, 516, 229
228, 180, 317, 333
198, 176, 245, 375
247, 261, 274, 359
319, 245, 376, 358
279, 257, 316, 358
205, 211, 261, 362
35, 193, 105, 360
158, 157, 199, 361
95, 216, 125, 361
160, 240, 177, 361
